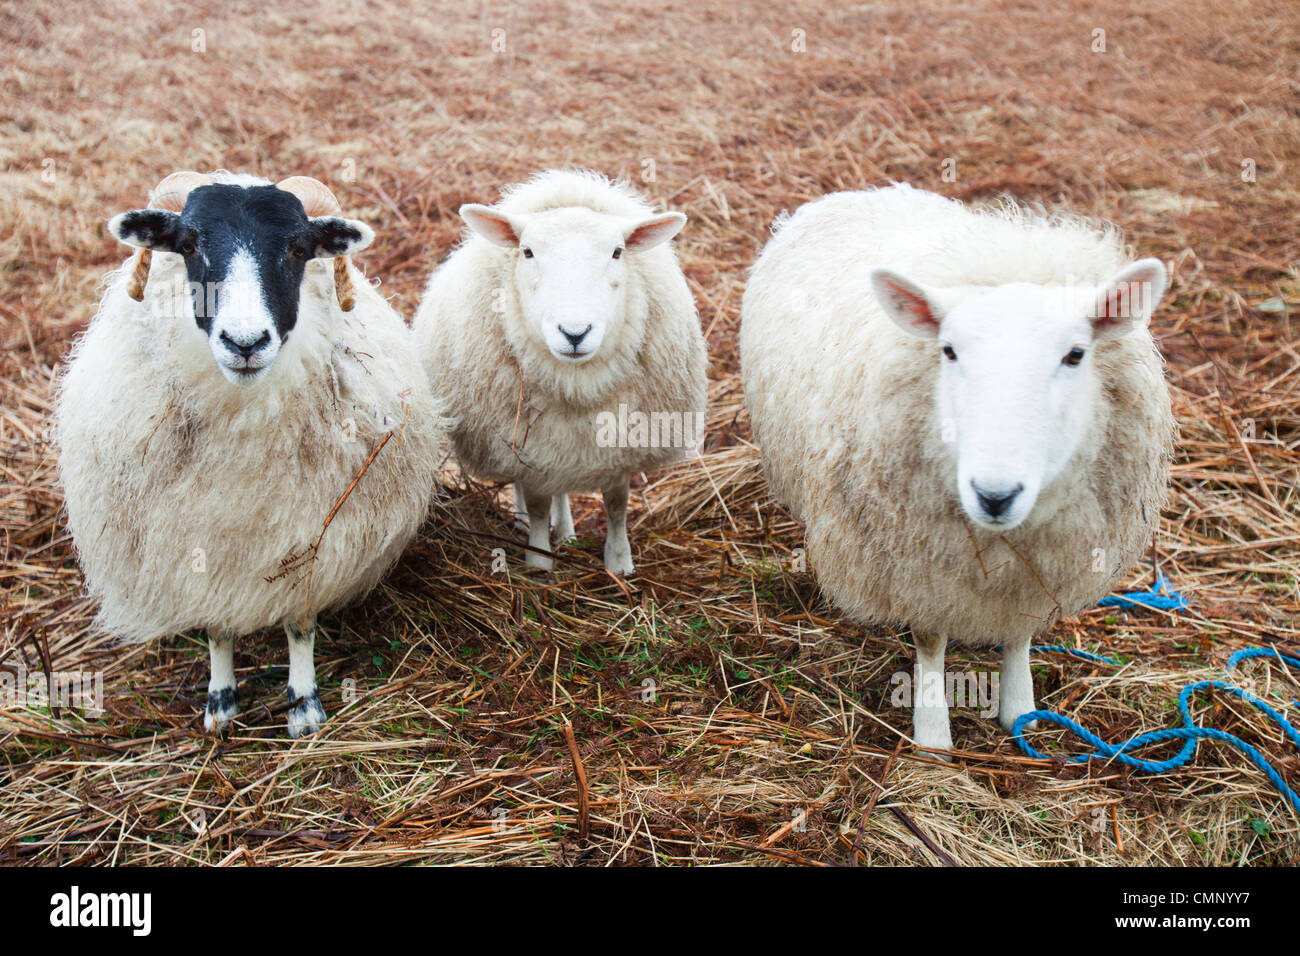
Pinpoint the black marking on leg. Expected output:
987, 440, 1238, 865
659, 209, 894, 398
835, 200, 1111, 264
286, 686, 326, 737
204, 685, 238, 734
206, 686, 238, 715
287, 686, 319, 707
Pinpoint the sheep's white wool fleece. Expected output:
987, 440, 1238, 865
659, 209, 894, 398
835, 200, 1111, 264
740, 184, 1175, 643
57, 190, 443, 642
413, 169, 707, 498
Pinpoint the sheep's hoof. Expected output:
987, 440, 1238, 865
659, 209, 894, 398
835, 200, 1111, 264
1000, 713, 1039, 735
603, 546, 634, 576
915, 749, 956, 764
914, 736, 954, 762
525, 551, 554, 572
552, 517, 576, 544
912, 721, 953, 761
203, 687, 238, 734
287, 692, 327, 738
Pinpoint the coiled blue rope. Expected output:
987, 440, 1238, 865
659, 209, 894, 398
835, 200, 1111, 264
1014, 647, 1300, 812
1097, 572, 1189, 611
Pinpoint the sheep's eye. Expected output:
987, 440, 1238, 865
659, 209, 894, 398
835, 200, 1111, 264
612, 247, 623, 260
942, 345, 958, 362
178, 240, 197, 256
1062, 347, 1086, 367
522, 247, 534, 259
288, 247, 307, 260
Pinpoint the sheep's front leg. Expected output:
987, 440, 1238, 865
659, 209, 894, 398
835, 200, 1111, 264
204, 631, 238, 733
517, 482, 553, 571
912, 633, 953, 756
285, 620, 327, 738
512, 485, 530, 533
551, 493, 575, 544
601, 476, 634, 574
999, 634, 1038, 734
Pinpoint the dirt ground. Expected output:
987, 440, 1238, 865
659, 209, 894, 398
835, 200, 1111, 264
1, 0, 1298, 864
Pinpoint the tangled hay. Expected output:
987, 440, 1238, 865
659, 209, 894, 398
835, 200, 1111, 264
1, 0, 1298, 864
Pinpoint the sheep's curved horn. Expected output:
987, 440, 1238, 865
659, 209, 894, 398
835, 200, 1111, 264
276, 176, 357, 311
276, 176, 342, 216
126, 170, 214, 301
150, 170, 214, 212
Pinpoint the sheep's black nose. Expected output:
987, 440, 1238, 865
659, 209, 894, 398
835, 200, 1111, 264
560, 325, 592, 349
973, 483, 1024, 519
219, 330, 271, 357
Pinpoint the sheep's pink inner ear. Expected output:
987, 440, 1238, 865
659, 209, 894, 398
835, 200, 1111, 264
872, 270, 941, 337
624, 213, 686, 252
1091, 258, 1167, 340
459, 204, 520, 248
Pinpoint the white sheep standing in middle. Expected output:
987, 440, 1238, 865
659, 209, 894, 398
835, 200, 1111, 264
414, 170, 707, 574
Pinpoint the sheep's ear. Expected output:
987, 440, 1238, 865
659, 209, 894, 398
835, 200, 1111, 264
308, 216, 374, 258
460, 204, 523, 248
1090, 258, 1167, 340
871, 268, 944, 338
108, 209, 184, 251
623, 212, 686, 253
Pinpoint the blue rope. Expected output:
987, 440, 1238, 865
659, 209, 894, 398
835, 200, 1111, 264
1098, 572, 1189, 611
1013, 646, 1300, 812
1033, 645, 1121, 665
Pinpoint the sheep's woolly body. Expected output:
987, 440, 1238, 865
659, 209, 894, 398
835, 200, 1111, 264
741, 184, 1174, 643
414, 170, 706, 498
57, 174, 443, 642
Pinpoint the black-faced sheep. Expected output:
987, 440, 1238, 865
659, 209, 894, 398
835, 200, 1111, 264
56, 171, 442, 737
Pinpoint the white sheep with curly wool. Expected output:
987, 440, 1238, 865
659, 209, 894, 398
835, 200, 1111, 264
741, 183, 1175, 753
414, 169, 707, 575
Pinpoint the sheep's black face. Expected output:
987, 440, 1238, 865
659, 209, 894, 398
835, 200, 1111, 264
109, 184, 371, 386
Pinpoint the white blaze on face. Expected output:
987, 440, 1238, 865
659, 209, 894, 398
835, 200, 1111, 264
459, 201, 686, 364
871, 258, 1167, 531
934, 288, 1096, 529
211, 248, 280, 385
517, 208, 625, 362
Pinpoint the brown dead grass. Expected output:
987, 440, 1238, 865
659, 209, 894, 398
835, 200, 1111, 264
1, 0, 1298, 865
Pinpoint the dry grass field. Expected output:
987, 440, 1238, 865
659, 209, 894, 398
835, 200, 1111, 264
1, 0, 1298, 865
